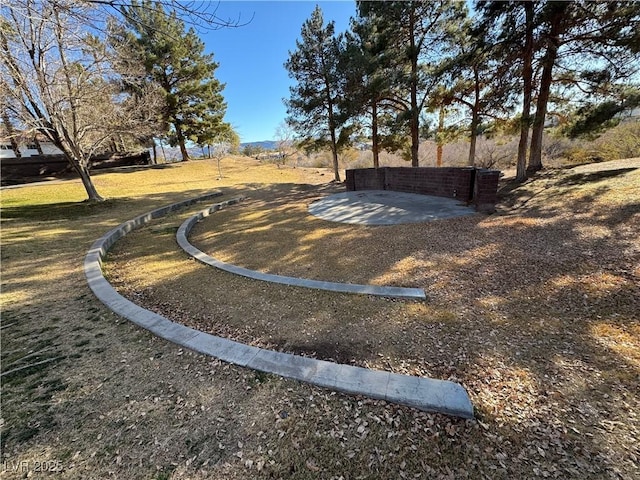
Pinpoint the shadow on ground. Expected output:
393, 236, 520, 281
3, 166, 639, 479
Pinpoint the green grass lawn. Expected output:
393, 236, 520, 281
1, 157, 639, 479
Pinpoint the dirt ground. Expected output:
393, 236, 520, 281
2, 158, 639, 479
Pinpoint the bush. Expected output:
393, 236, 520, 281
282, 121, 640, 173
596, 121, 640, 160
474, 136, 519, 169
563, 147, 611, 166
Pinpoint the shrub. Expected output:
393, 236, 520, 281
596, 121, 640, 160
563, 147, 611, 166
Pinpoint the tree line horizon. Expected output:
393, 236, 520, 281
285, 1, 639, 183
1, 0, 639, 200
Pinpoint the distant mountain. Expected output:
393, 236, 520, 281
154, 140, 277, 162
155, 146, 207, 161
240, 140, 277, 151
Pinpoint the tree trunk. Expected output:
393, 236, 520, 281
528, 61, 553, 174
151, 143, 157, 164
436, 105, 445, 167
1, 110, 21, 158
468, 68, 481, 166
467, 107, 478, 167
468, 119, 477, 167
516, 1, 534, 183
11, 141, 22, 158
326, 87, 341, 182
371, 101, 379, 168
528, 3, 568, 175
33, 136, 43, 155
174, 122, 190, 161
409, 6, 420, 167
410, 110, 420, 167
516, 123, 530, 181
330, 130, 341, 182
69, 155, 104, 202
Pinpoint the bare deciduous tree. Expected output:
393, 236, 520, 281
210, 129, 239, 180
0, 0, 249, 201
1, 1, 178, 201
274, 121, 296, 168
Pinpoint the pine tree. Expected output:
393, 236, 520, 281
116, 0, 229, 162
428, 8, 515, 167
478, 1, 541, 182
481, 0, 640, 179
340, 10, 408, 168
562, 87, 640, 139
285, 6, 344, 182
358, 1, 465, 167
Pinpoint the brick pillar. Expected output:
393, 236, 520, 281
345, 169, 356, 191
474, 169, 500, 213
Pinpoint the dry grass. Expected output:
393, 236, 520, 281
2, 157, 639, 479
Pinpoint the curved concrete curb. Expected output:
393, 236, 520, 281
84, 193, 474, 419
177, 203, 426, 300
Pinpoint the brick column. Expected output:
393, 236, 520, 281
474, 169, 500, 213
345, 169, 356, 191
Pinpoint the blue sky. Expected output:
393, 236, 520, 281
200, 1, 357, 143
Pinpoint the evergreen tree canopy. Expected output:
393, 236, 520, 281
114, 0, 230, 161
478, 0, 640, 179
356, 0, 466, 166
563, 89, 640, 139
283, 1, 638, 176
285, 5, 344, 181
340, 10, 408, 168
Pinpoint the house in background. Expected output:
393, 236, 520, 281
619, 106, 640, 122
1, 127, 152, 185
0, 130, 69, 183
0, 130, 63, 159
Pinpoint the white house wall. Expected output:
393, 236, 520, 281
0, 142, 63, 159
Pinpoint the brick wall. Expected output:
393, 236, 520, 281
346, 168, 385, 191
345, 167, 500, 213
474, 169, 500, 213
384, 167, 475, 201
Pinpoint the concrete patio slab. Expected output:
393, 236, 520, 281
308, 190, 476, 225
